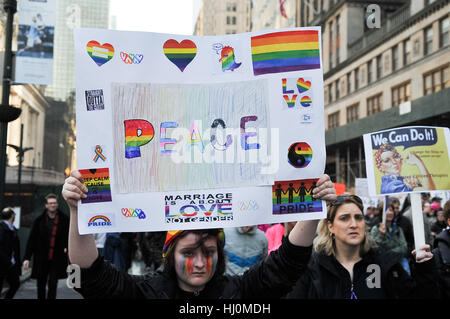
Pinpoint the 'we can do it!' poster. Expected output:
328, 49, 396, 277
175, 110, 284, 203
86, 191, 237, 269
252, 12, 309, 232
364, 126, 450, 197
74, 27, 327, 234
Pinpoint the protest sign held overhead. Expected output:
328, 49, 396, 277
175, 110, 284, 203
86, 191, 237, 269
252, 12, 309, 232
363, 126, 450, 197
364, 125, 450, 260
74, 27, 327, 234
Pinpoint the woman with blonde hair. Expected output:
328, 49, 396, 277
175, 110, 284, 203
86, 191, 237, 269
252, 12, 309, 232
286, 195, 440, 299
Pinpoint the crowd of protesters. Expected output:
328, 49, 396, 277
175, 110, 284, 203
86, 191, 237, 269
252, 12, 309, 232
1, 175, 448, 299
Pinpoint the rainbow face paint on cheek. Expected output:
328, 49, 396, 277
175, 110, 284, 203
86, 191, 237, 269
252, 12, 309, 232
180, 256, 194, 276
206, 255, 217, 275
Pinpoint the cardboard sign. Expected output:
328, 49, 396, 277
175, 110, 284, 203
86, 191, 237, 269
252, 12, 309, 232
364, 126, 450, 196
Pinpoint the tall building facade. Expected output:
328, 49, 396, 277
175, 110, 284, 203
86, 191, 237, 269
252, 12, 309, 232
0, 10, 48, 171
251, 0, 297, 31
44, 0, 109, 101
194, 0, 252, 35
0, 1, 110, 233
299, 0, 449, 189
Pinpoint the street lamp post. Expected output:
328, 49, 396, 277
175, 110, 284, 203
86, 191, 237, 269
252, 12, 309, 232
0, 0, 20, 210
7, 123, 33, 205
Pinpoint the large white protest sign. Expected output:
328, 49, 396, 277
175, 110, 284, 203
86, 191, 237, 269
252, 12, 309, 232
74, 27, 327, 234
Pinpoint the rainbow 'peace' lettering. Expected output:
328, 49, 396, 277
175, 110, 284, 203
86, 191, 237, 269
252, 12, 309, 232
124, 120, 155, 158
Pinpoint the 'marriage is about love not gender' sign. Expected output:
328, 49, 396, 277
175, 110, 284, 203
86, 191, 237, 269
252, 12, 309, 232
74, 27, 327, 234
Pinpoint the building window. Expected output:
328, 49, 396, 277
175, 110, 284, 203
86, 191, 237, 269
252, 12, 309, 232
403, 38, 412, 66
328, 111, 340, 129
227, 3, 237, 12
328, 83, 333, 103
336, 15, 340, 65
424, 26, 433, 55
392, 45, 399, 71
367, 60, 373, 84
306, 0, 310, 22
376, 55, 382, 79
391, 81, 411, 107
440, 17, 449, 48
347, 73, 351, 94
335, 79, 340, 100
226, 16, 237, 25
354, 67, 359, 90
329, 21, 334, 69
423, 64, 449, 95
367, 93, 382, 116
346, 103, 359, 123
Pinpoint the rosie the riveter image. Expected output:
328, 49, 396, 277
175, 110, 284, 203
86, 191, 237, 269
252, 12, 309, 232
374, 143, 436, 194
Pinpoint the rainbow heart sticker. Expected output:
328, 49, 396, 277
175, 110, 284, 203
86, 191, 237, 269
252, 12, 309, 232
297, 78, 311, 93
163, 39, 197, 72
86, 41, 114, 66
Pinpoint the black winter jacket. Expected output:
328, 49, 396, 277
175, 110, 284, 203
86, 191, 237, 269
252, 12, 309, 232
24, 210, 70, 279
75, 237, 312, 299
286, 248, 440, 299
0, 221, 21, 276
433, 228, 450, 298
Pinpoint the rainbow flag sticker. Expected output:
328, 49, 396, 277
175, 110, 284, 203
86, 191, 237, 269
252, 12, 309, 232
251, 30, 320, 76
86, 41, 114, 67
163, 39, 197, 72
79, 168, 112, 203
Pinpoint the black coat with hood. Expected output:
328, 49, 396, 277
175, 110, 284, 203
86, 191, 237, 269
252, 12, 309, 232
286, 248, 440, 299
75, 236, 312, 299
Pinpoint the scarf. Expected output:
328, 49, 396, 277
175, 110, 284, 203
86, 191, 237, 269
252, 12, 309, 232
47, 212, 59, 261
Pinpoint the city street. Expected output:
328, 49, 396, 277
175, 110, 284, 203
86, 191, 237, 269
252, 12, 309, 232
12, 278, 82, 299
0, 0, 448, 305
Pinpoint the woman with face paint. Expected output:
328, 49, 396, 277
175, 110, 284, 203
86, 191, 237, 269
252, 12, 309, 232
62, 170, 337, 299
